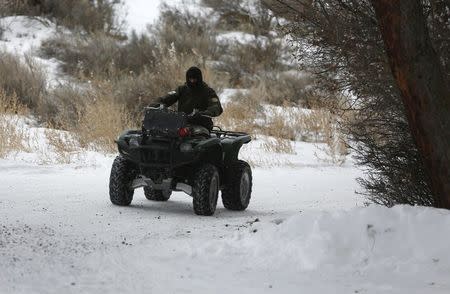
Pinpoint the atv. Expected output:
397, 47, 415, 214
109, 105, 253, 216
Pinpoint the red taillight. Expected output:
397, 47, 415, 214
178, 127, 191, 137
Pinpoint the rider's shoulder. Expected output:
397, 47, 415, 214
201, 83, 216, 92
178, 84, 189, 92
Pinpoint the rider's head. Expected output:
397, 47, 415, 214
186, 66, 203, 88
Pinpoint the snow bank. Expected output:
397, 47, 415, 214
0, 114, 110, 166
200, 205, 450, 273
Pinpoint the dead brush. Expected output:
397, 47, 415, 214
43, 128, 80, 164
214, 94, 263, 135
292, 109, 334, 142
319, 127, 348, 165
155, 4, 219, 59
0, 51, 47, 111
0, 89, 30, 157
74, 85, 135, 153
261, 137, 295, 154
248, 72, 316, 106
262, 111, 296, 140
295, 108, 349, 164
218, 40, 285, 87
259, 109, 296, 154
0, 89, 28, 115
3, 0, 124, 34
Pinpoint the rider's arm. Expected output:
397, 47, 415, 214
203, 88, 223, 117
159, 87, 181, 107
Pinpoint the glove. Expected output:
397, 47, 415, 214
197, 110, 212, 117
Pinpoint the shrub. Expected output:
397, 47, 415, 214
0, 89, 27, 115
202, 0, 275, 36
41, 84, 89, 128
153, 4, 220, 61
0, 89, 30, 158
40, 33, 122, 79
42, 128, 80, 164
74, 87, 134, 153
215, 92, 265, 135
246, 72, 317, 106
3, 0, 124, 34
217, 38, 286, 87
0, 51, 47, 111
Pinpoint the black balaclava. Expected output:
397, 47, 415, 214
186, 66, 203, 88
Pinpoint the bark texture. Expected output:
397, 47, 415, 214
370, 0, 450, 207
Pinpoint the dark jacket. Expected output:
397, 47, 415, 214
160, 82, 223, 117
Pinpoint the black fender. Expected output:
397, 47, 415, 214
221, 135, 251, 163
195, 138, 223, 166
116, 129, 141, 156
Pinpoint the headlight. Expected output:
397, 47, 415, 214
129, 136, 140, 147
180, 143, 193, 152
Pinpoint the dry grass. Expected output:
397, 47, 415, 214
261, 137, 295, 154
3, 0, 124, 34
41, 84, 88, 128
247, 72, 320, 107
218, 40, 285, 87
73, 85, 135, 153
0, 51, 47, 111
154, 4, 219, 60
0, 117, 30, 158
40, 33, 123, 79
202, 0, 275, 36
0, 89, 28, 115
263, 111, 296, 140
43, 128, 80, 164
215, 93, 264, 135
316, 129, 348, 165
215, 94, 348, 159
0, 89, 31, 158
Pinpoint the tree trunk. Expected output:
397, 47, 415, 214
371, 0, 450, 208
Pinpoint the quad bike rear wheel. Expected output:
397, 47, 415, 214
192, 164, 220, 216
109, 156, 136, 206
222, 160, 252, 211
144, 187, 171, 201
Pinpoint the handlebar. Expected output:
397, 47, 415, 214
145, 103, 166, 111
188, 109, 212, 118
145, 105, 212, 118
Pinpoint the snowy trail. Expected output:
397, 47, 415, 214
1, 156, 449, 293
0, 157, 360, 293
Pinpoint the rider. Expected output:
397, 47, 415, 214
159, 66, 223, 130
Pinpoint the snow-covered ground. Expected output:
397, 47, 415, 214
1, 153, 450, 293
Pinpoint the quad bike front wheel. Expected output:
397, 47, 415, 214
144, 187, 171, 201
222, 160, 252, 211
192, 164, 220, 216
109, 156, 136, 206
